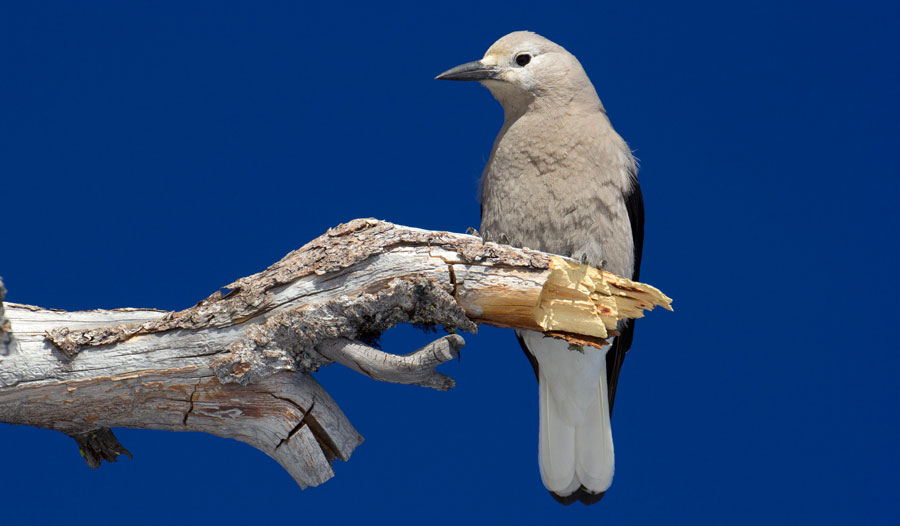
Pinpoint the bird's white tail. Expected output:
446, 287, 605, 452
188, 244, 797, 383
521, 331, 614, 497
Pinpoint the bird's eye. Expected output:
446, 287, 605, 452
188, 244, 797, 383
515, 53, 531, 67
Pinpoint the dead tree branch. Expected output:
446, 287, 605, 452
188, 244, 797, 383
317, 335, 464, 391
0, 218, 671, 488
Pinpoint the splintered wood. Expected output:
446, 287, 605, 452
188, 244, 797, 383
452, 253, 672, 348
533, 257, 673, 341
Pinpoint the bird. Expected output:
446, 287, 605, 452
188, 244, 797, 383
436, 31, 644, 505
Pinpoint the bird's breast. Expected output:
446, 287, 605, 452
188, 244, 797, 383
479, 113, 635, 277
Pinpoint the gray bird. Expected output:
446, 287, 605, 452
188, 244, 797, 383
437, 31, 644, 505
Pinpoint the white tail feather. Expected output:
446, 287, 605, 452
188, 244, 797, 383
538, 370, 579, 493
574, 361, 614, 492
522, 330, 615, 496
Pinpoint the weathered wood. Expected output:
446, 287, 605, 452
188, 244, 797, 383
318, 335, 464, 391
0, 301, 363, 488
71, 428, 133, 469
0, 219, 672, 489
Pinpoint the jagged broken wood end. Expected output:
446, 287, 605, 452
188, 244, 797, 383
0, 219, 672, 489
534, 256, 673, 341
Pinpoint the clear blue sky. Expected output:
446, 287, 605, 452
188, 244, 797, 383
2, 1, 898, 524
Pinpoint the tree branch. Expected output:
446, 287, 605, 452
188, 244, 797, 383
318, 335, 464, 391
0, 218, 671, 489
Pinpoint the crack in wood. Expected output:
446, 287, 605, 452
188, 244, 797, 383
183, 381, 200, 426
448, 265, 460, 303
275, 396, 316, 451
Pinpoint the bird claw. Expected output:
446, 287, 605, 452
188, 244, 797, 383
567, 344, 586, 354
561, 252, 602, 268
563, 251, 591, 264
469, 229, 520, 248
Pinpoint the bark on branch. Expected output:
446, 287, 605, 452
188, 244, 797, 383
0, 218, 671, 488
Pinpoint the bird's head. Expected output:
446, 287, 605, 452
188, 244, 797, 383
436, 31, 600, 114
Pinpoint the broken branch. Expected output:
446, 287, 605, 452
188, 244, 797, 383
317, 334, 464, 391
0, 218, 671, 489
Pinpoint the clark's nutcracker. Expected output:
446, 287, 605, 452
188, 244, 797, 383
437, 31, 644, 505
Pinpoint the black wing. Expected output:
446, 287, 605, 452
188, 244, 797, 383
605, 178, 644, 414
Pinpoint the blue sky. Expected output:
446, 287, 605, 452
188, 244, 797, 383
2, 1, 898, 524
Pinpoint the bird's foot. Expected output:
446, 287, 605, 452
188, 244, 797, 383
470, 229, 522, 248
567, 344, 586, 354
565, 251, 605, 269
492, 232, 524, 247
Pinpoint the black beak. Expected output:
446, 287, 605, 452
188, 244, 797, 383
435, 60, 501, 81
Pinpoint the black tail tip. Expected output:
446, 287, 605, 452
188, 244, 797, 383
550, 487, 607, 506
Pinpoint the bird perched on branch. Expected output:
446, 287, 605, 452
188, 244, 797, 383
437, 31, 644, 505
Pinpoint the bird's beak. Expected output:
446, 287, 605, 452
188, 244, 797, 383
435, 60, 501, 81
